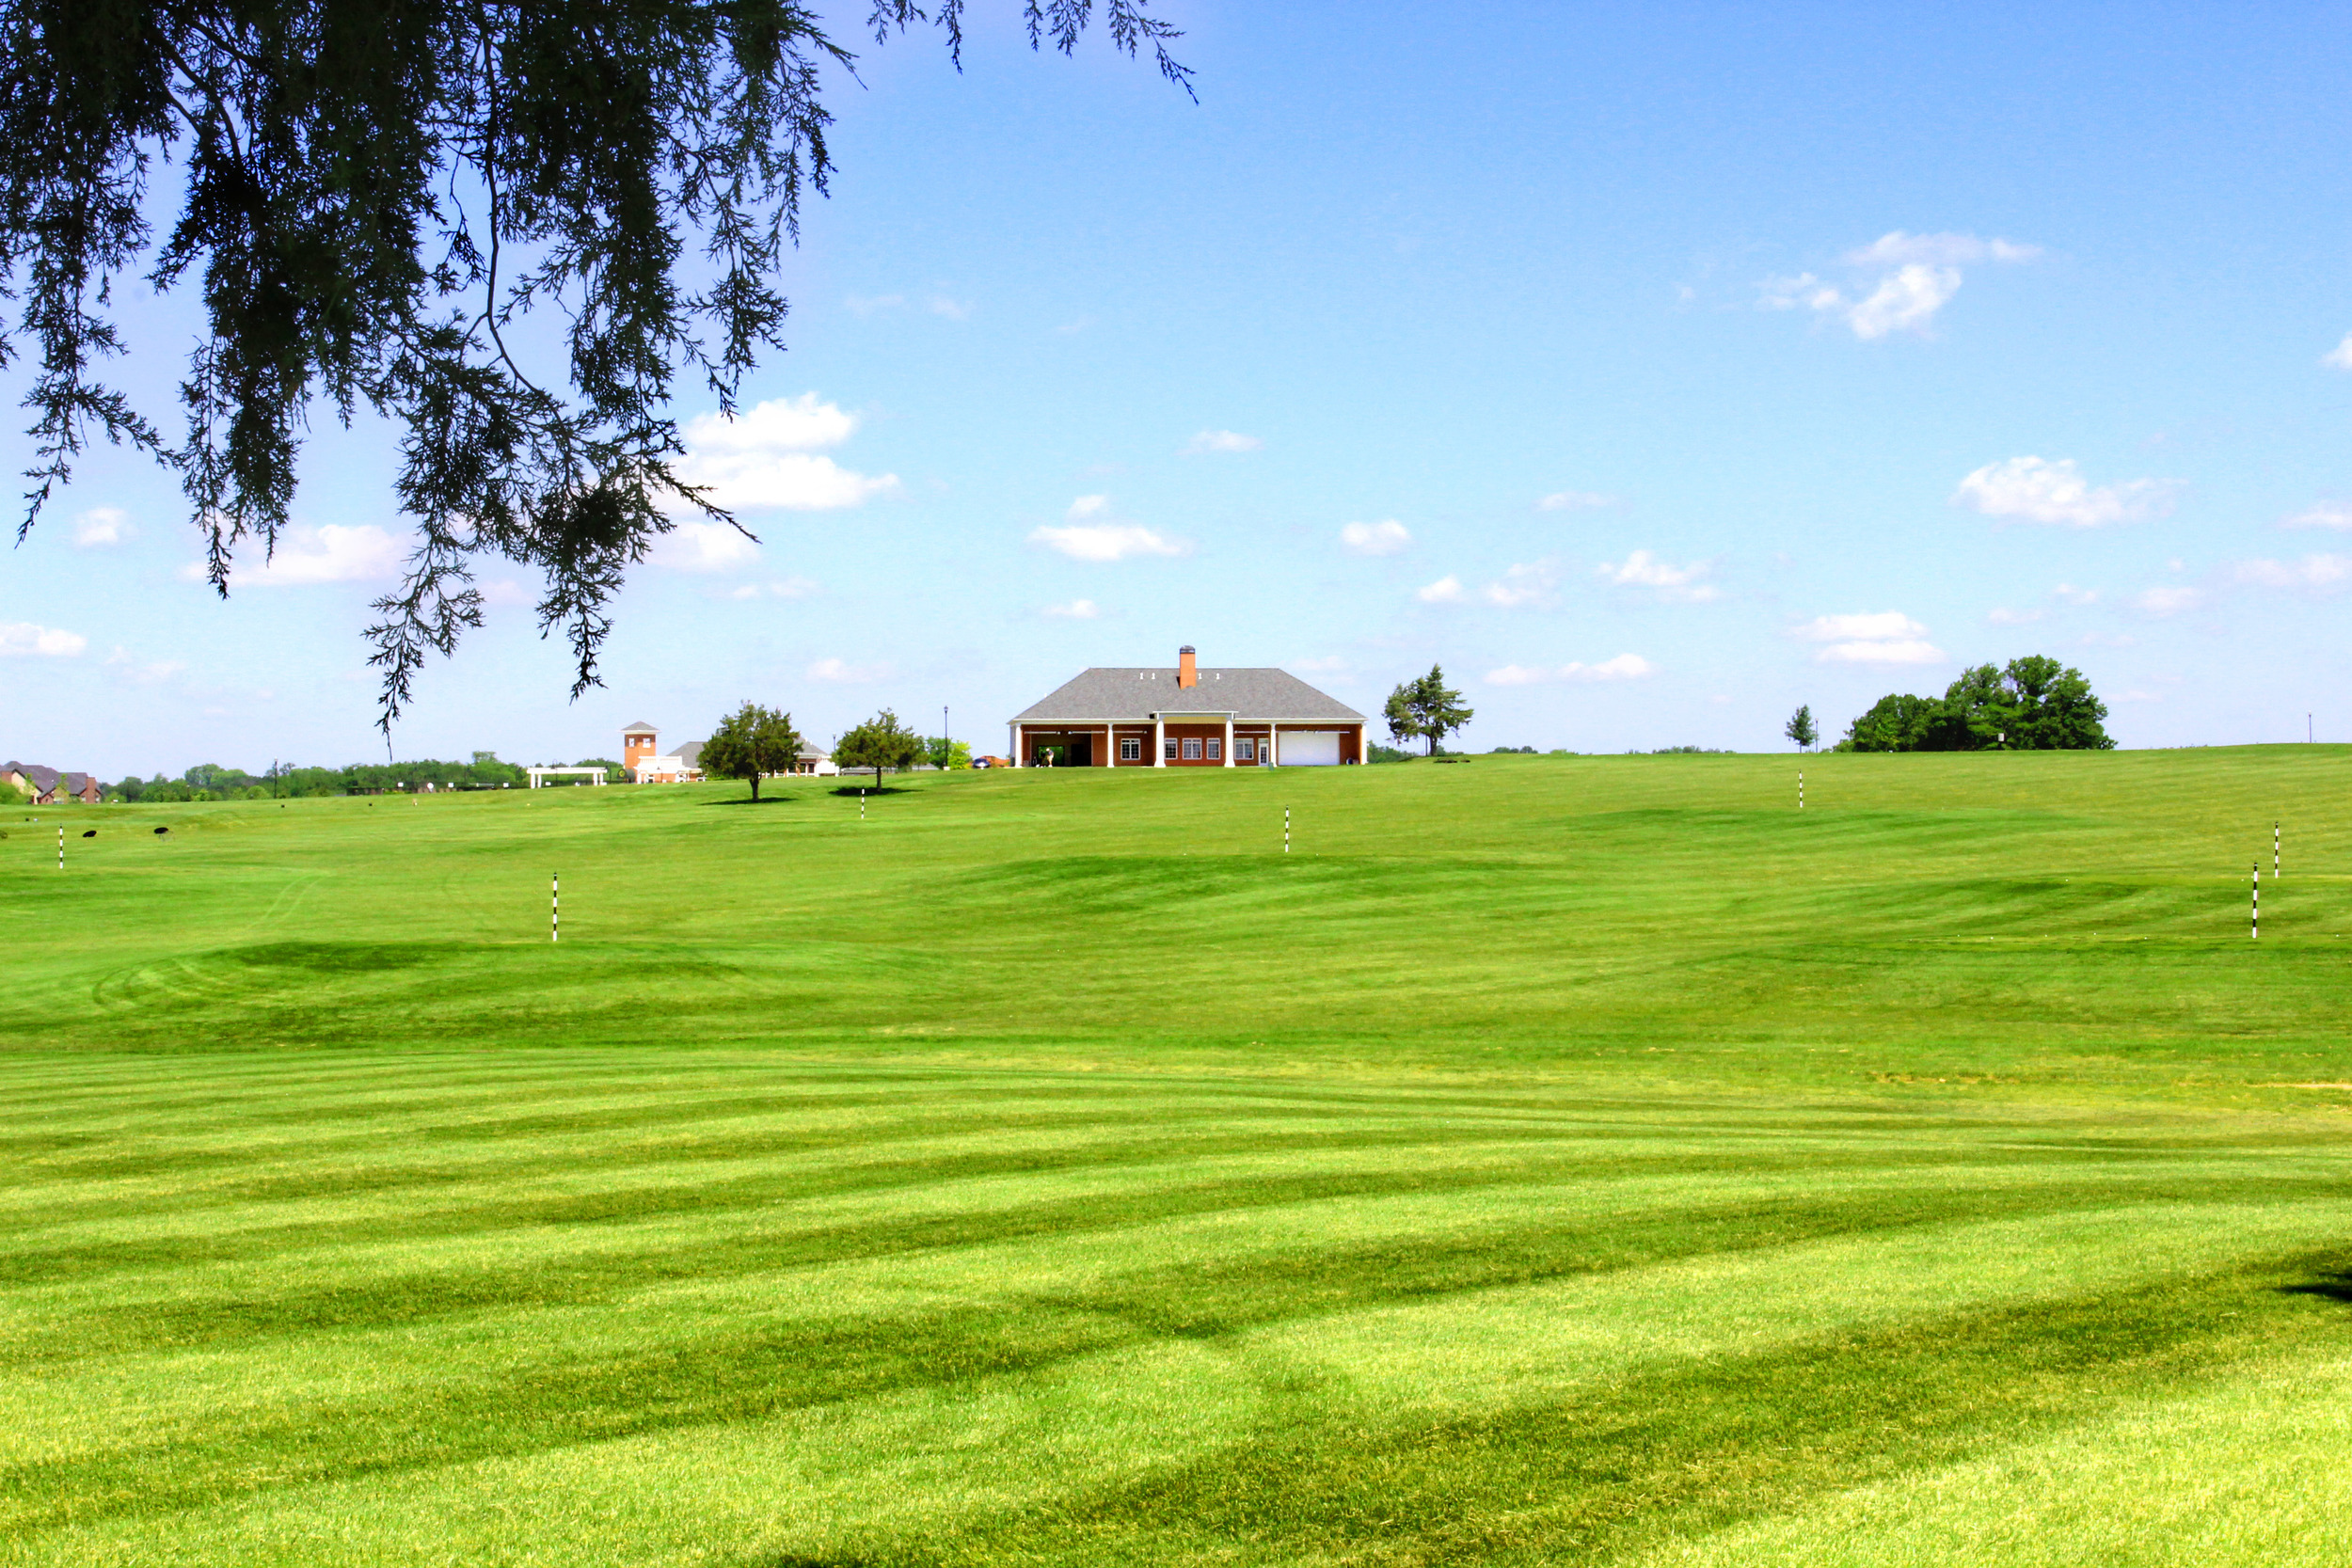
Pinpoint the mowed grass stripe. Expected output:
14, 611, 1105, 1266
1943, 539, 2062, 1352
6, 752, 2352, 1560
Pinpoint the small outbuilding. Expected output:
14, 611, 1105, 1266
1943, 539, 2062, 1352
1008, 646, 1369, 768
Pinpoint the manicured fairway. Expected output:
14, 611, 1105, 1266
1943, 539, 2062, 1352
2, 750, 2348, 1564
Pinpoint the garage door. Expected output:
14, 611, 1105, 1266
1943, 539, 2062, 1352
1278, 731, 1342, 766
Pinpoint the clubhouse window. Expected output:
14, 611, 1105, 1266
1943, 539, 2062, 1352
1164, 737, 1178, 759
1120, 737, 1141, 762
1207, 738, 1222, 760
1181, 737, 1202, 760
1236, 737, 1256, 761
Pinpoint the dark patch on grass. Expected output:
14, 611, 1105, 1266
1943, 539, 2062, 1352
2280, 1270, 2352, 1303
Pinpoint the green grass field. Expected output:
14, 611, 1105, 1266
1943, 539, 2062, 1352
3, 749, 2349, 1565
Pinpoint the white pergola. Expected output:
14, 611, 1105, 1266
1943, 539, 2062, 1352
525, 767, 609, 788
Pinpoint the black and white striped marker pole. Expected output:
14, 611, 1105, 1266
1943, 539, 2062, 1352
551, 872, 560, 943
1284, 805, 1291, 855
1798, 770, 1804, 811
2274, 821, 2280, 879
2251, 864, 2258, 941
57, 827, 63, 871
860, 789, 866, 821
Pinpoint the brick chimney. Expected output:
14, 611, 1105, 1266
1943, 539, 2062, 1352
1177, 645, 1198, 689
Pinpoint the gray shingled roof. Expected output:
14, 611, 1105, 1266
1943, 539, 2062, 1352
623, 721, 658, 734
1011, 668, 1364, 724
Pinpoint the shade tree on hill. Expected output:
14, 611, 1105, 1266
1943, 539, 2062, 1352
1384, 665, 1475, 756
1837, 657, 2115, 752
1785, 705, 1818, 752
834, 710, 926, 789
925, 736, 973, 770
700, 704, 803, 802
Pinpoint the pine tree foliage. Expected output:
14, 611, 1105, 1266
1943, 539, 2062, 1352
0, 0, 1188, 728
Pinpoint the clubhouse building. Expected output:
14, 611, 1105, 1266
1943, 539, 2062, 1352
1008, 647, 1369, 768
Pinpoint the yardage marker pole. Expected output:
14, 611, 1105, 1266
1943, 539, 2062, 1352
1798, 770, 1804, 811
2251, 865, 2258, 941
1284, 805, 1291, 855
2274, 821, 2280, 879
57, 827, 63, 871
860, 789, 866, 821
551, 872, 560, 943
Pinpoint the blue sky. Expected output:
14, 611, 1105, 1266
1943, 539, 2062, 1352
8, 1, 2352, 775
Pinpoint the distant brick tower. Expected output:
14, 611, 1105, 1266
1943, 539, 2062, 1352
623, 721, 658, 781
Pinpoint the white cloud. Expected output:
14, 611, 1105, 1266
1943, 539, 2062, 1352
1537, 490, 1613, 512
1565, 654, 1656, 681
722, 577, 820, 600
1953, 456, 2176, 527
1761, 232, 2037, 341
2283, 501, 2352, 531
1597, 549, 1719, 601
1416, 574, 1470, 605
1987, 607, 2043, 625
0, 621, 87, 657
242, 524, 405, 586
1844, 264, 1963, 340
2132, 585, 2205, 614
1042, 598, 1101, 619
1028, 515, 1189, 562
1066, 494, 1111, 519
675, 394, 898, 512
1792, 611, 1929, 642
2054, 583, 2100, 606
72, 506, 132, 547
1844, 231, 2042, 267
2324, 332, 2352, 370
2235, 554, 2352, 592
1181, 429, 1263, 455
1340, 519, 1411, 556
1792, 611, 1942, 665
1484, 560, 1561, 609
1485, 654, 1657, 685
807, 657, 890, 683
649, 519, 760, 573
103, 646, 183, 684
928, 294, 971, 321
1815, 639, 1947, 666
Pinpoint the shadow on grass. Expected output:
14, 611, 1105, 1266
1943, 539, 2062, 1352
699, 796, 799, 807
830, 784, 914, 797
2280, 1271, 2352, 1303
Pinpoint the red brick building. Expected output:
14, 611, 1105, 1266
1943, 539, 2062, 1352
1008, 647, 1369, 768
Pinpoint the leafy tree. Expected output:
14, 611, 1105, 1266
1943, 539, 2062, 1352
1784, 705, 1817, 752
1837, 657, 2114, 752
833, 708, 924, 790
2002, 654, 2113, 750
925, 736, 972, 770
0, 1, 1191, 732
699, 702, 801, 801
1398, 664, 1473, 756
572, 756, 628, 784
1840, 692, 1941, 752
1382, 684, 1421, 752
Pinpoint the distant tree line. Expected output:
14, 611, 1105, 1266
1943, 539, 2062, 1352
1834, 657, 2113, 752
106, 753, 624, 801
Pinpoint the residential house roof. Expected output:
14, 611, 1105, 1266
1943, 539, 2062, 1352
623, 721, 658, 734
1010, 668, 1365, 725
4, 762, 60, 791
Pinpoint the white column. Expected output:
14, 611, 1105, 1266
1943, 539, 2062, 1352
1268, 727, 1279, 767
1222, 717, 1233, 767
1153, 717, 1166, 767
1103, 726, 1115, 767
1009, 723, 1020, 767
